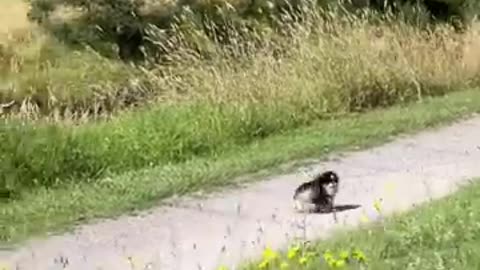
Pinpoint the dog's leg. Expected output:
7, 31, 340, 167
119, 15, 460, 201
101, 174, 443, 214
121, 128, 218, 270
332, 206, 337, 223
310, 203, 320, 213
328, 197, 338, 223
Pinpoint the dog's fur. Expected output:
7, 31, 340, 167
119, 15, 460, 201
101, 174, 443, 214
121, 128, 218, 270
293, 170, 340, 213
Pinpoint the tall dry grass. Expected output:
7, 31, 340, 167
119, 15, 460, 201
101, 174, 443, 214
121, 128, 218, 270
0, 0, 31, 36
0, 6, 479, 120
1, 5, 480, 195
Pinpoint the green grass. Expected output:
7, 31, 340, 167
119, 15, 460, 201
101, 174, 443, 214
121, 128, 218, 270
240, 179, 480, 270
3, 5, 480, 198
3, 18, 479, 195
2, 88, 480, 245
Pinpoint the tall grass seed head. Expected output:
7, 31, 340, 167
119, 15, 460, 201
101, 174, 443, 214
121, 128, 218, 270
374, 198, 383, 213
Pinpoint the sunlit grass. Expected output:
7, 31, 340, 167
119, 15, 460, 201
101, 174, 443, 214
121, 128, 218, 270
2, 88, 480, 245
1, 3, 480, 119
2, 10, 480, 194
0, 0, 31, 36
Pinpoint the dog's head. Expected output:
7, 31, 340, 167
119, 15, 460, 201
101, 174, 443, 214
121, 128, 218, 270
322, 170, 339, 183
321, 171, 339, 195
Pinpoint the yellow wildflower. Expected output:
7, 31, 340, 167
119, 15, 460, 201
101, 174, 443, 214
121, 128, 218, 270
280, 261, 290, 269
298, 256, 308, 265
217, 265, 229, 270
326, 258, 335, 268
333, 259, 346, 268
323, 250, 334, 260
352, 249, 367, 263
305, 251, 317, 259
339, 250, 350, 260
262, 246, 279, 262
258, 260, 269, 269
360, 213, 370, 224
323, 250, 335, 265
287, 245, 300, 260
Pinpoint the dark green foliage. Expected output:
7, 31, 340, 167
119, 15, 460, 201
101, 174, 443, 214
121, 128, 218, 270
25, 0, 480, 63
368, 0, 480, 32
26, 0, 57, 23
26, 0, 147, 62
22, 0, 342, 62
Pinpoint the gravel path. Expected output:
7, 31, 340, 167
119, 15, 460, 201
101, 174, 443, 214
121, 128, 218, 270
2, 115, 480, 270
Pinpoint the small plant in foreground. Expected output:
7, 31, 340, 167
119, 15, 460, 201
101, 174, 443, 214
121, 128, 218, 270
245, 243, 368, 269
246, 194, 388, 270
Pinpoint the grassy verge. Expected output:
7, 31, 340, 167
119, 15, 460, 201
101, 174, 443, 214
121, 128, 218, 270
3, 16, 480, 195
1, 88, 480, 245
240, 179, 480, 270
3, 1, 480, 198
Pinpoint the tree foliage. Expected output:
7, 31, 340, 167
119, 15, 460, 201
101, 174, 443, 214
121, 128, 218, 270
25, 0, 480, 62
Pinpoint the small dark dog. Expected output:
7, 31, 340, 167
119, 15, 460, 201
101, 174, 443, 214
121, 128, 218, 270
293, 170, 340, 213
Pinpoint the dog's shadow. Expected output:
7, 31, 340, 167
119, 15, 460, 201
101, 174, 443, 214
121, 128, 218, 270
334, 204, 362, 212
315, 204, 362, 214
